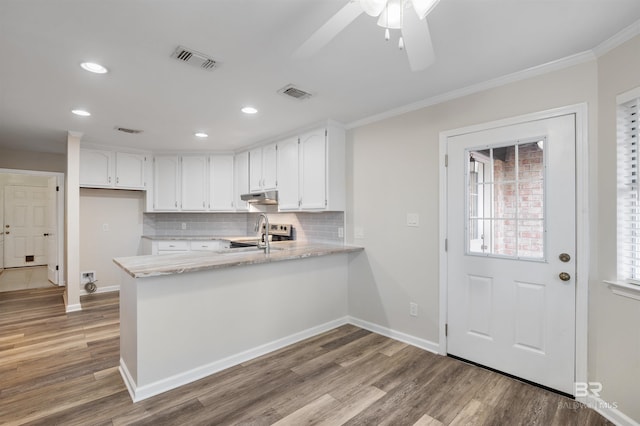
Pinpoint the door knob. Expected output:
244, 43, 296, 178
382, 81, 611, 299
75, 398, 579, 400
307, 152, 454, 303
5, 231, 9, 235
559, 253, 571, 262
559, 272, 571, 281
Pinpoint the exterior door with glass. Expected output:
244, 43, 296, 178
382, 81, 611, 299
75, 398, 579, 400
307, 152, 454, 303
446, 114, 576, 395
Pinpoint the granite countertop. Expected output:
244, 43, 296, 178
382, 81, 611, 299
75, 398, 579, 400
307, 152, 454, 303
114, 241, 363, 278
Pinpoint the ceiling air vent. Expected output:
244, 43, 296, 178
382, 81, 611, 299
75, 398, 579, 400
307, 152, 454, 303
115, 127, 143, 134
171, 45, 217, 71
278, 84, 313, 101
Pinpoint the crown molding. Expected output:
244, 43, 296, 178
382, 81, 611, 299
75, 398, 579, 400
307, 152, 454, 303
592, 19, 640, 57
346, 50, 595, 130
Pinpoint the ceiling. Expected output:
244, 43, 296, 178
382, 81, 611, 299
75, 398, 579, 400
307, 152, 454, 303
1, 0, 640, 155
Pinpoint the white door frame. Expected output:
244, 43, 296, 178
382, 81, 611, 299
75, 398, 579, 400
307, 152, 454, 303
0, 168, 65, 286
439, 103, 589, 398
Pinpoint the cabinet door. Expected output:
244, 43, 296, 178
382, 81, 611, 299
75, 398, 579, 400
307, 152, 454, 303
80, 148, 113, 187
300, 129, 327, 209
181, 156, 208, 211
115, 152, 146, 189
249, 148, 263, 192
234, 151, 250, 211
209, 155, 234, 211
277, 137, 300, 210
153, 156, 180, 211
262, 143, 278, 190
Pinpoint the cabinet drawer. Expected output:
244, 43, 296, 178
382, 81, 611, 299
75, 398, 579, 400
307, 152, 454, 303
189, 240, 229, 251
157, 241, 189, 251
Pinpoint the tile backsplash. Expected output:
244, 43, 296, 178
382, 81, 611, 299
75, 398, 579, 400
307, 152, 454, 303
144, 211, 345, 243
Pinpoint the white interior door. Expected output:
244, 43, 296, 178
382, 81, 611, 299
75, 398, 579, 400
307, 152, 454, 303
46, 177, 59, 284
446, 114, 576, 395
4, 185, 49, 268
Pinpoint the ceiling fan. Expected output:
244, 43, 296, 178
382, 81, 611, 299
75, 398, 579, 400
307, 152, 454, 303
294, 0, 440, 71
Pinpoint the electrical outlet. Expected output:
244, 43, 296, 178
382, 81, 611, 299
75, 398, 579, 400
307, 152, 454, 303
102, 223, 109, 232
354, 227, 364, 239
338, 227, 344, 238
410, 302, 418, 317
181, 222, 187, 230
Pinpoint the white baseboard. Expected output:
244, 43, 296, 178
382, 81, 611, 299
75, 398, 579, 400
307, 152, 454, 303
120, 316, 350, 402
347, 316, 440, 354
65, 303, 82, 313
80, 285, 119, 296
582, 395, 639, 426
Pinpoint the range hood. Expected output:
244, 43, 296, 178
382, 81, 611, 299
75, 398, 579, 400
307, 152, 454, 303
241, 190, 278, 205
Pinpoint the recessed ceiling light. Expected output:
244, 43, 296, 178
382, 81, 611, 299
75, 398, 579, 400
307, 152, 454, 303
194, 132, 208, 138
241, 106, 258, 114
71, 109, 91, 117
80, 62, 108, 74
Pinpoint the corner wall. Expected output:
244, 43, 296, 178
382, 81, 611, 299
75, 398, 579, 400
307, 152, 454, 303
592, 34, 640, 422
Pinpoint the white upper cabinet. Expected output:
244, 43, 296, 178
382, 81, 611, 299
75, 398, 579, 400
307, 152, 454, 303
115, 152, 146, 189
209, 154, 234, 211
181, 156, 208, 211
80, 148, 112, 187
80, 148, 147, 190
249, 143, 277, 191
276, 137, 300, 211
153, 155, 180, 211
234, 151, 250, 211
299, 129, 327, 210
272, 125, 345, 212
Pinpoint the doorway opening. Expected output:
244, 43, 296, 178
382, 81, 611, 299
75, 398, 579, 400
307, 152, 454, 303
0, 168, 64, 293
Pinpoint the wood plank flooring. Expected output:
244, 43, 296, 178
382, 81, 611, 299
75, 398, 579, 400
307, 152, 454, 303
0, 287, 613, 426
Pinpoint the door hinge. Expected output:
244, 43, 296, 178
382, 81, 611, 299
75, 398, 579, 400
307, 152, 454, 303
325, 199, 328, 206
56, 265, 59, 271
445, 238, 448, 252
56, 186, 59, 192
445, 154, 448, 167
325, 129, 328, 137
445, 324, 448, 337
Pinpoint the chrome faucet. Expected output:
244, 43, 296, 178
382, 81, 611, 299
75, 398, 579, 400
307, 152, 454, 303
255, 213, 270, 254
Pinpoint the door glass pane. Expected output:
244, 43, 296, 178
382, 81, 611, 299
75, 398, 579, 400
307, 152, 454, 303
466, 140, 546, 260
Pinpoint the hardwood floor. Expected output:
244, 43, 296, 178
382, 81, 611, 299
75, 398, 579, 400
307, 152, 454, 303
0, 288, 612, 426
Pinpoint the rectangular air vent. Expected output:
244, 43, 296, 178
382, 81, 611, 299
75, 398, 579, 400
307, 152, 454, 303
115, 127, 143, 134
278, 84, 312, 100
171, 45, 217, 71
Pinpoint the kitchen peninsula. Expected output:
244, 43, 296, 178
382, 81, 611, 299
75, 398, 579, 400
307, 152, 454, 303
114, 242, 363, 402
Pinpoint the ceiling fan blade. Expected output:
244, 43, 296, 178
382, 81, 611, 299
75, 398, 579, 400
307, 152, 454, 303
401, 12, 435, 72
293, 1, 364, 58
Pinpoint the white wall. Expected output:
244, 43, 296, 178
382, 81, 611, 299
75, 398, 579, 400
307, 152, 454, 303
0, 147, 65, 173
592, 34, 640, 421
80, 188, 144, 291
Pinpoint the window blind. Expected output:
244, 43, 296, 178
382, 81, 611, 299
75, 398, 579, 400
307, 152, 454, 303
618, 97, 640, 283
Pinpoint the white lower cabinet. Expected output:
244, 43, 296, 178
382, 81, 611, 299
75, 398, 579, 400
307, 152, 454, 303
144, 239, 230, 255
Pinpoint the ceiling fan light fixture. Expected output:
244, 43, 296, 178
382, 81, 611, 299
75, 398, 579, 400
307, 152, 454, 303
360, 0, 387, 17
411, 0, 440, 19
377, 0, 403, 29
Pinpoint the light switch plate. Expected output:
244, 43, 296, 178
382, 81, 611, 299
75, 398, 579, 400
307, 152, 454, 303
407, 213, 419, 227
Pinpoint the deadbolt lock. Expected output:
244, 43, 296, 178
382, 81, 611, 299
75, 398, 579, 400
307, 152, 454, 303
559, 253, 571, 263
559, 272, 571, 281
